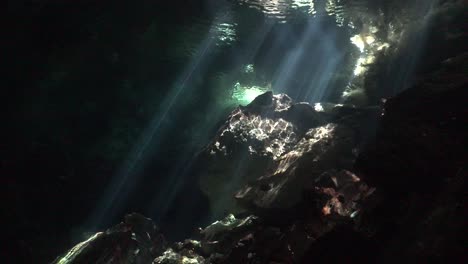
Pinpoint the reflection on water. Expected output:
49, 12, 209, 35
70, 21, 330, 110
239, 0, 319, 22
211, 11, 238, 46
212, 22, 238, 45
239, 0, 361, 26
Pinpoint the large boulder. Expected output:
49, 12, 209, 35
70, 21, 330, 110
197, 91, 378, 217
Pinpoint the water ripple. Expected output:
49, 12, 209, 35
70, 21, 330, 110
238, 0, 356, 25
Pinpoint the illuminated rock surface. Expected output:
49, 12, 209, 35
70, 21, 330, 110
198, 91, 378, 216
52, 213, 166, 264
153, 248, 205, 264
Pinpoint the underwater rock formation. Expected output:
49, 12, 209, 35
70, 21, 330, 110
52, 213, 166, 264
353, 53, 467, 261
197, 91, 379, 216
54, 54, 466, 263
53, 96, 379, 262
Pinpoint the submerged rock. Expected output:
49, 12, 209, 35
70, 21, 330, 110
51, 95, 378, 263
52, 213, 167, 264
153, 248, 205, 264
200, 214, 258, 241
197, 92, 378, 217
313, 169, 375, 219
53, 54, 466, 262
354, 53, 467, 261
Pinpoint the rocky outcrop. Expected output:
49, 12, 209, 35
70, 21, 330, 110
51, 92, 379, 264
356, 54, 467, 192
197, 91, 379, 217
53, 54, 466, 263
353, 53, 467, 261
52, 213, 167, 264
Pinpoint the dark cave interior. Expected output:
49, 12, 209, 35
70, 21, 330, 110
2, 0, 466, 263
